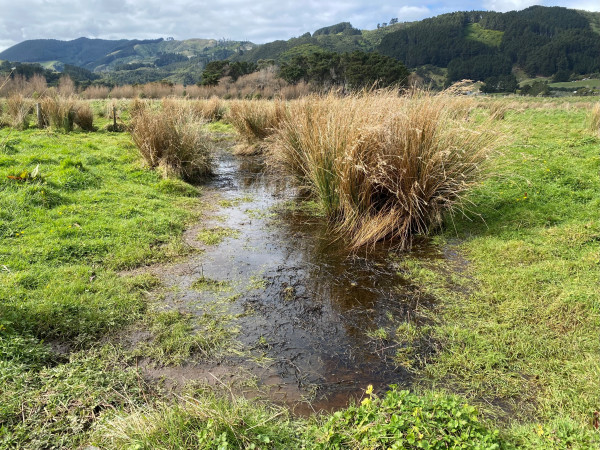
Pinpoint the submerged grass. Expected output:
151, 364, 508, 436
269, 92, 496, 249
196, 226, 240, 245
135, 307, 238, 365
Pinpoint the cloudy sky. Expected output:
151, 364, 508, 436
0, 0, 598, 52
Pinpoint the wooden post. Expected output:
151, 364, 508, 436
36, 103, 42, 128
113, 106, 117, 129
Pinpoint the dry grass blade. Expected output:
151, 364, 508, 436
591, 103, 600, 134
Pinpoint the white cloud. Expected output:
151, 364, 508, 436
396, 6, 431, 21
483, 0, 541, 12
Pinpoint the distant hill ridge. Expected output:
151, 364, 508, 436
1, 5, 599, 85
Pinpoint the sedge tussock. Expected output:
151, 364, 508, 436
40, 95, 77, 132
225, 99, 286, 154
130, 101, 212, 181
5, 94, 33, 130
269, 91, 497, 249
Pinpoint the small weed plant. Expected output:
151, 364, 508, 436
313, 386, 503, 448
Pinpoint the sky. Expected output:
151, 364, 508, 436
0, 0, 598, 52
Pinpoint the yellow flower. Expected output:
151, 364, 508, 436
365, 385, 373, 395
361, 398, 372, 406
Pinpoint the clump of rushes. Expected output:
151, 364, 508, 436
190, 96, 227, 122
40, 95, 76, 132
73, 101, 96, 131
130, 101, 212, 181
269, 92, 495, 249
6, 94, 33, 129
225, 99, 286, 154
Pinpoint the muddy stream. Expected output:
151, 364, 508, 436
146, 146, 436, 415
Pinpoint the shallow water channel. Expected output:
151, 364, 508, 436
150, 147, 436, 414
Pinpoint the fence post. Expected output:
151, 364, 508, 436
113, 106, 117, 129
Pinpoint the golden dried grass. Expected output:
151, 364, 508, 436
268, 91, 495, 249
590, 103, 600, 134
226, 99, 286, 154
130, 101, 212, 180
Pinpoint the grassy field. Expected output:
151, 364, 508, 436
549, 79, 600, 89
396, 100, 600, 447
0, 97, 599, 448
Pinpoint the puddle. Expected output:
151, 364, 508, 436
149, 146, 436, 415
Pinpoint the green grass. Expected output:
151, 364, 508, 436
396, 103, 600, 447
134, 307, 238, 365
465, 23, 504, 47
549, 79, 600, 89
196, 226, 240, 245
0, 127, 201, 445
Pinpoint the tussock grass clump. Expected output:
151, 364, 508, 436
591, 103, 600, 134
190, 97, 227, 122
40, 95, 76, 132
130, 102, 212, 181
269, 92, 495, 249
225, 99, 286, 154
73, 102, 95, 131
5, 94, 33, 129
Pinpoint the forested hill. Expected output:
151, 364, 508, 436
236, 6, 600, 83
378, 6, 600, 82
0, 38, 163, 69
0, 36, 255, 84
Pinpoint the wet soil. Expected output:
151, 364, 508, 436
140, 145, 437, 415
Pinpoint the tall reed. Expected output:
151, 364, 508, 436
130, 101, 212, 180
269, 92, 494, 249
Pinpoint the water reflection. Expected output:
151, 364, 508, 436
174, 150, 434, 412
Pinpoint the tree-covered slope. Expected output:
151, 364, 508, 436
378, 6, 600, 82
